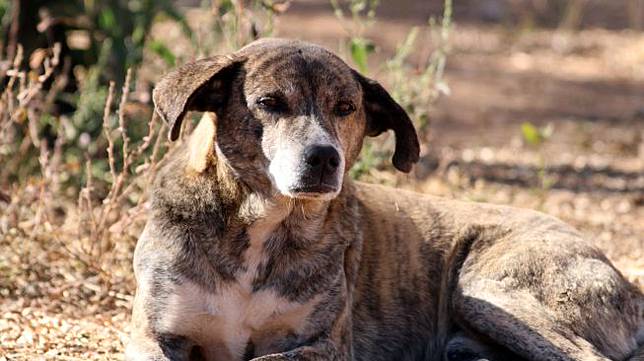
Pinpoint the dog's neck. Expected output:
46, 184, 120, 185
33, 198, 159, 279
233, 171, 336, 240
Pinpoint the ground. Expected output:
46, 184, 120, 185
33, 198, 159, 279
1, 1, 643, 359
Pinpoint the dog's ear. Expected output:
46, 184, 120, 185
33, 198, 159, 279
153, 55, 244, 141
353, 70, 420, 173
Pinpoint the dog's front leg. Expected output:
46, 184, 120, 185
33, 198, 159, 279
256, 239, 366, 361
253, 231, 362, 361
126, 332, 197, 361
126, 289, 199, 361
252, 309, 353, 361
127, 225, 202, 361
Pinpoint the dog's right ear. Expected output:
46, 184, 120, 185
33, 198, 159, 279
153, 55, 244, 141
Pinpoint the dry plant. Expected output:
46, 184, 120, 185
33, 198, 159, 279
1, 45, 169, 288
0, 43, 68, 183
75, 72, 168, 273
0, 33, 174, 359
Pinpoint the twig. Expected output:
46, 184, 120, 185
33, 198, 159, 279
118, 68, 132, 178
83, 156, 98, 256
32, 140, 50, 237
102, 82, 117, 192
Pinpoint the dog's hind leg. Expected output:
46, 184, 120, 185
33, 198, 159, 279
452, 279, 611, 361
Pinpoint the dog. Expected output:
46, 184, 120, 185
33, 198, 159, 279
126, 38, 644, 361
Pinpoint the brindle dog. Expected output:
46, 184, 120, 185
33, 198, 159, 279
127, 38, 644, 361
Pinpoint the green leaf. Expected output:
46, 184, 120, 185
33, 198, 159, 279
132, 25, 145, 45
149, 40, 176, 67
98, 8, 117, 31
350, 37, 374, 73
521, 122, 542, 146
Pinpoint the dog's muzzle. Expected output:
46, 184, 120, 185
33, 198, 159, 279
292, 145, 341, 194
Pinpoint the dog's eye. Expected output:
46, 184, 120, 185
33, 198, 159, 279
257, 96, 285, 112
334, 101, 356, 117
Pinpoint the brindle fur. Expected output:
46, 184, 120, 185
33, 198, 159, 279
127, 38, 644, 361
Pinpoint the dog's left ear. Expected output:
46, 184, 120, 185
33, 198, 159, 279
153, 55, 245, 141
352, 70, 420, 173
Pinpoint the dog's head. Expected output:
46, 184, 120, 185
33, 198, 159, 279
153, 38, 419, 200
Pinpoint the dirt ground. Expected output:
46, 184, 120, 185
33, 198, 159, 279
1, 1, 643, 359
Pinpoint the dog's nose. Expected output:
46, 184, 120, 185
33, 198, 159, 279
304, 145, 340, 172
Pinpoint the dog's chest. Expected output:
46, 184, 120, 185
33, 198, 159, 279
158, 221, 316, 360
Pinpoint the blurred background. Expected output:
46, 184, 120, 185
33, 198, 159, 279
0, 0, 643, 358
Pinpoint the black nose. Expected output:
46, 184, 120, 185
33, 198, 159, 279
304, 145, 340, 172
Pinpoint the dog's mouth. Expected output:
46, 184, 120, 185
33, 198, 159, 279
288, 183, 339, 199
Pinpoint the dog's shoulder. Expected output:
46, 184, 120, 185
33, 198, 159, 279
150, 141, 243, 231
